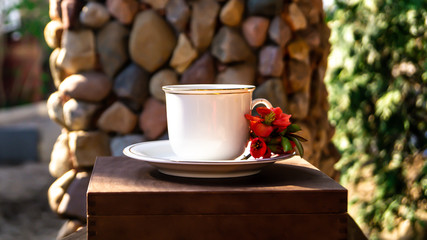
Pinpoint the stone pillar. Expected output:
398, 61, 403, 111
44, 0, 340, 237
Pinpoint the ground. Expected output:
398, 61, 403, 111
0, 102, 64, 239
0, 162, 65, 240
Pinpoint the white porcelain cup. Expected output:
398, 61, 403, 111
163, 84, 272, 160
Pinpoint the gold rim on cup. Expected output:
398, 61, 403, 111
162, 84, 256, 95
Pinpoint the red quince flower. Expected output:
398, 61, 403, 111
257, 107, 292, 129
249, 121, 274, 138
250, 137, 271, 158
246, 107, 292, 136
244, 114, 262, 122
256, 107, 273, 118
263, 146, 272, 158
245, 114, 274, 137
244, 106, 304, 159
271, 108, 291, 125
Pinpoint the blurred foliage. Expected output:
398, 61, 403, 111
4, 0, 50, 49
326, 0, 426, 238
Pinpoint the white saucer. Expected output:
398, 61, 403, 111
123, 140, 294, 178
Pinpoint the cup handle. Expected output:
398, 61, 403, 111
251, 98, 273, 110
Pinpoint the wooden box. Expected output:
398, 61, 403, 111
87, 156, 348, 240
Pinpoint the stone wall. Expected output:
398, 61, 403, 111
44, 0, 340, 231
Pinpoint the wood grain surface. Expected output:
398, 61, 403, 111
87, 156, 348, 240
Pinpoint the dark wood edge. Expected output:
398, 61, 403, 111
61, 214, 367, 240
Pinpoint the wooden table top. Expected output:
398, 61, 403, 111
89, 156, 345, 192
87, 156, 347, 216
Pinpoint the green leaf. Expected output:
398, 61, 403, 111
266, 137, 281, 144
281, 137, 292, 152
280, 129, 287, 135
375, 90, 401, 120
287, 133, 308, 142
267, 144, 282, 153
286, 124, 301, 133
289, 136, 304, 158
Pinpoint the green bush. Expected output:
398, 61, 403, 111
326, 0, 426, 238
4, 0, 50, 46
